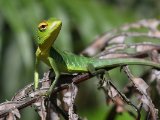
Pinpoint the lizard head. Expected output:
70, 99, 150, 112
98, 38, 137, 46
36, 18, 62, 50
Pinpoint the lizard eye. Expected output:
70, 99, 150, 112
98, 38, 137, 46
38, 22, 48, 32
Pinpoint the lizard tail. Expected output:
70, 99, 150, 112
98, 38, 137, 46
91, 58, 160, 70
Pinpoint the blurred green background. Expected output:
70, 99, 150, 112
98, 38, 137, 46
0, 0, 160, 119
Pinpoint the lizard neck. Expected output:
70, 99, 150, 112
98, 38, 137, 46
36, 35, 54, 57
38, 40, 52, 53
36, 46, 49, 58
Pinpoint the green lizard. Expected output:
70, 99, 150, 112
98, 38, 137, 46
34, 18, 160, 95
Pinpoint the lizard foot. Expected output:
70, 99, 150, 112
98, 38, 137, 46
44, 90, 52, 97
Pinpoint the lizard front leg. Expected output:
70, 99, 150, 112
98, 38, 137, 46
34, 58, 40, 89
46, 57, 60, 96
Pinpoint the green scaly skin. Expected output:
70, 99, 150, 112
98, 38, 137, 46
34, 18, 160, 95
